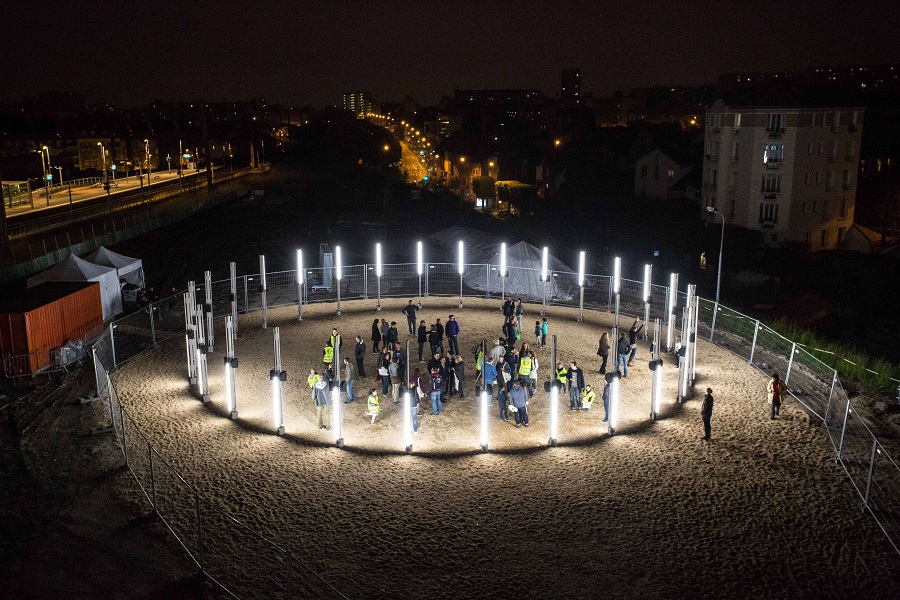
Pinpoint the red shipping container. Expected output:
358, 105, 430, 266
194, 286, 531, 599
0, 281, 104, 374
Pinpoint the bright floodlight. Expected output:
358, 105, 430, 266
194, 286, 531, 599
613, 256, 621, 293
578, 251, 586, 287
500, 243, 507, 277
609, 376, 621, 433
549, 385, 559, 444
541, 247, 548, 281
417, 241, 424, 275
296, 249, 303, 285
196, 348, 204, 395
375, 242, 383, 277
335, 246, 342, 281
653, 365, 662, 415
643, 264, 651, 302
480, 390, 489, 451
403, 392, 412, 452
225, 361, 233, 411
458, 241, 465, 275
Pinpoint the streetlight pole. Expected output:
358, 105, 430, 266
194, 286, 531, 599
97, 142, 106, 184
707, 207, 725, 342
144, 139, 151, 186
36, 148, 50, 202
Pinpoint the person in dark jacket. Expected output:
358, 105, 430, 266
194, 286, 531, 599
379, 319, 390, 351
515, 299, 524, 332
701, 387, 714, 440
417, 320, 428, 362
503, 317, 517, 345
454, 355, 466, 399
435, 318, 446, 354
509, 378, 529, 427
617, 332, 631, 378
567, 361, 585, 410
597, 332, 610, 374
354, 335, 367, 378
627, 319, 644, 366
427, 351, 441, 374
428, 324, 439, 356
371, 318, 382, 353
387, 322, 399, 347
402, 300, 418, 335
601, 382, 611, 423
446, 315, 461, 356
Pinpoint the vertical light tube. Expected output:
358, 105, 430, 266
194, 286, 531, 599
229, 262, 238, 337
643, 264, 651, 302
375, 242, 382, 311
225, 315, 237, 419
667, 273, 678, 351
458, 240, 465, 308
335, 245, 342, 315
333, 388, 343, 446
500, 242, 507, 303
609, 375, 621, 435
577, 251, 585, 322
541, 246, 549, 316
403, 391, 412, 452
296, 249, 304, 321
259, 255, 268, 329
272, 326, 284, 435
480, 390, 488, 452
549, 385, 559, 446
417, 241, 423, 307
613, 256, 621, 294
643, 264, 652, 340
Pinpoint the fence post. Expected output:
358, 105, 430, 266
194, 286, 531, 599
285, 551, 293, 600
364, 264, 368, 300
825, 370, 837, 423
195, 493, 205, 573
148, 443, 157, 511
109, 323, 117, 370
863, 439, 878, 511
785, 342, 796, 385
837, 397, 851, 462
425, 263, 429, 297
485, 264, 489, 298
243, 275, 249, 314
119, 404, 128, 465
749, 319, 759, 365
149, 304, 157, 346
607, 277, 612, 312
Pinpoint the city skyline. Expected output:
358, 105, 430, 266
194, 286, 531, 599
6, 0, 900, 108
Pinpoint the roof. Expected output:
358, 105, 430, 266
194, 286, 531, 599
85, 246, 141, 270
0, 281, 98, 313
850, 223, 897, 245
28, 254, 116, 284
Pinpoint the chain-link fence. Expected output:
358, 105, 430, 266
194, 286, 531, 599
85, 261, 900, 599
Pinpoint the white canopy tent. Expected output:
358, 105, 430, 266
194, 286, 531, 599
429, 227, 577, 302
27, 254, 123, 320
85, 246, 145, 287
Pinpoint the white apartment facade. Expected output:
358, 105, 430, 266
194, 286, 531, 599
702, 100, 864, 249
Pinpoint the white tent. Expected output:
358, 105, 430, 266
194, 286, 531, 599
429, 228, 577, 302
27, 254, 123, 320
86, 246, 145, 287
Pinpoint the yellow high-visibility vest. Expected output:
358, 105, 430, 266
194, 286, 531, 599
307, 373, 319, 388
581, 389, 595, 408
556, 368, 567, 384
323, 346, 334, 363
367, 393, 380, 414
518, 357, 533, 376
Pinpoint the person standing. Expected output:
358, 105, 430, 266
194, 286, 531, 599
409, 381, 420, 433
701, 387, 714, 440
509, 378, 529, 427
616, 332, 630, 378
503, 316, 517, 346
322, 340, 335, 370
402, 300, 418, 335
365, 389, 380, 425
528, 351, 539, 398
567, 361, 585, 410
555, 361, 567, 393
627, 319, 644, 366
379, 350, 391, 396
371, 318, 382, 353
389, 356, 402, 402
428, 324, 440, 357
313, 378, 331, 429
541, 318, 549, 348
534, 320, 542, 346
515, 298, 524, 332
446, 315, 460, 356
429, 367, 444, 415
409, 368, 425, 416
354, 336, 367, 378
417, 320, 428, 362
597, 332, 610, 374
379, 319, 390, 353
489, 339, 505, 364
601, 381, 611, 423
497, 356, 511, 421
388, 322, 399, 348
483, 358, 498, 405
517, 350, 533, 397
307, 369, 319, 401
330, 328, 343, 352
342, 356, 356, 404
435, 318, 446, 354
767, 373, 782, 420
454, 356, 466, 399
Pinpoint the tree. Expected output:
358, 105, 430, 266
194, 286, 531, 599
496, 180, 536, 215
471, 176, 496, 208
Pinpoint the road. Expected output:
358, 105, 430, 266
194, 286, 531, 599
6, 169, 208, 219
399, 140, 427, 184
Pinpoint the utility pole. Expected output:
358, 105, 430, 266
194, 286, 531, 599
202, 101, 213, 188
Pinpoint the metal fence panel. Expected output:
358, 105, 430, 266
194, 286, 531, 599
426, 263, 460, 297
787, 348, 835, 421
752, 324, 794, 375
151, 448, 202, 566
868, 445, 900, 554
582, 274, 612, 312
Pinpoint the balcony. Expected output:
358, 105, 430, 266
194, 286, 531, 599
765, 160, 781, 170
733, 128, 741, 135
759, 218, 778, 229
705, 154, 719, 163
760, 188, 781, 196
702, 181, 716, 190
766, 127, 786, 138
711, 126, 721, 134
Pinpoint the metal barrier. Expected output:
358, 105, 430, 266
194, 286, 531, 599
86, 264, 900, 600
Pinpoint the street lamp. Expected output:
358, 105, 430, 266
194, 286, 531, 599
144, 139, 151, 185
36, 147, 51, 201
706, 206, 725, 341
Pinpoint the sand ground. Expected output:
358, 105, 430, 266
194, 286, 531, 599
111, 297, 900, 599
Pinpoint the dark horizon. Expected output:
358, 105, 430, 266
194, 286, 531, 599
6, 0, 900, 109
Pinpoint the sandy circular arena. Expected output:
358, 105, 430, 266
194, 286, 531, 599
112, 297, 900, 599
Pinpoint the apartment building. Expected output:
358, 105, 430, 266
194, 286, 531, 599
702, 100, 864, 249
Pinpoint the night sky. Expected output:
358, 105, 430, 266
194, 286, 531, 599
7, 0, 900, 108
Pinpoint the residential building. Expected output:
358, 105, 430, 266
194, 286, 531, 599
635, 148, 694, 200
702, 100, 864, 249
342, 91, 373, 118
561, 69, 581, 107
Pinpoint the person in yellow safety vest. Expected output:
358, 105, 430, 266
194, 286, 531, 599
323, 342, 334, 365
581, 385, 596, 411
365, 388, 380, 425
330, 328, 343, 351
555, 362, 567, 392
518, 354, 533, 377
307, 369, 319, 400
